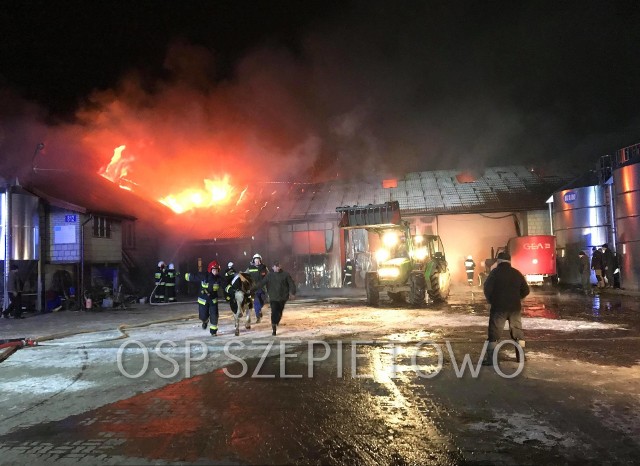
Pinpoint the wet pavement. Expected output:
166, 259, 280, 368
1, 285, 640, 464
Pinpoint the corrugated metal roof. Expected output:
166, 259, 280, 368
255, 165, 573, 223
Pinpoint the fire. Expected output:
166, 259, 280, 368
99, 145, 137, 190
99, 145, 240, 214
159, 175, 234, 214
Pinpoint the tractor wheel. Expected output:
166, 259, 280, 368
408, 273, 425, 307
365, 273, 380, 307
388, 292, 405, 304
427, 268, 450, 302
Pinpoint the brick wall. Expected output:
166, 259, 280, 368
48, 208, 81, 263
525, 209, 551, 235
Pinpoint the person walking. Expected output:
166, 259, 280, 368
253, 260, 296, 336
343, 259, 354, 287
464, 255, 476, 286
578, 251, 591, 295
482, 252, 530, 365
246, 253, 268, 323
591, 247, 604, 289
223, 261, 238, 306
165, 263, 177, 302
601, 244, 615, 288
184, 260, 224, 335
2, 264, 24, 319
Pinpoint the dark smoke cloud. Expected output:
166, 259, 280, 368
2, 0, 640, 191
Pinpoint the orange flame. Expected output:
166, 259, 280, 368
99, 145, 137, 190
159, 175, 234, 214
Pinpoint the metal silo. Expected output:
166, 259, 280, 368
552, 185, 609, 284
613, 161, 640, 291
1, 190, 40, 260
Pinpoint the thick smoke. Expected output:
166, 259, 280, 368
2, 0, 639, 193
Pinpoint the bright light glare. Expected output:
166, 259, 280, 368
413, 247, 428, 260
532, 258, 538, 264
378, 267, 400, 278
376, 248, 390, 263
159, 175, 234, 213
414, 235, 424, 244
382, 232, 399, 248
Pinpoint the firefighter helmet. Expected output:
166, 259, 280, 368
227, 261, 234, 268
252, 253, 262, 261
168, 263, 175, 269
467, 255, 473, 260
208, 260, 220, 273
158, 261, 166, 268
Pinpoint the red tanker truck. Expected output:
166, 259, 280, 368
481, 235, 557, 286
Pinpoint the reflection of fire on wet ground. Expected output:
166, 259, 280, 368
523, 303, 559, 319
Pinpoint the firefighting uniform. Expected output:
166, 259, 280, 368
246, 262, 268, 318
464, 258, 476, 285
184, 271, 223, 333
223, 265, 237, 302
154, 265, 166, 301
343, 260, 354, 287
165, 265, 176, 302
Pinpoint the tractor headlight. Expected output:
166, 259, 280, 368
378, 267, 400, 278
376, 248, 390, 263
413, 247, 428, 260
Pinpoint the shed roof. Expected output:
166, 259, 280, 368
255, 165, 571, 224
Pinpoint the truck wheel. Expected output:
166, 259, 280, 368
366, 274, 380, 307
408, 273, 425, 307
427, 269, 450, 302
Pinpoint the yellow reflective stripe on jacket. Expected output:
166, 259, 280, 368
197, 297, 207, 305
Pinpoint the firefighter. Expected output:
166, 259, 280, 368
223, 262, 237, 285
223, 261, 239, 309
464, 255, 476, 286
343, 259, 355, 288
246, 253, 268, 323
154, 261, 167, 302
184, 260, 223, 335
165, 263, 176, 302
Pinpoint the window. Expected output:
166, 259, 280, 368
93, 216, 112, 238
123, 221, 136, 249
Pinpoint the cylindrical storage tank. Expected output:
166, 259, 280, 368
613, 161, 640, 291
1, 190, 40, 260
552, 185, 609, 285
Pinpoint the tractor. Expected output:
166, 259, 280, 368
336, 201, 451, 306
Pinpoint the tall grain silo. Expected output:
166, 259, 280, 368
552, 185, 609, 284
613, 161, 640, 291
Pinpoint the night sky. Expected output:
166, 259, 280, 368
1, 0, 640, 186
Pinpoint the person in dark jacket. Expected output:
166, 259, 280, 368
601, 244, 615, 288
578, 251, 591, 295
482, 252, 530, 365
591, 247, 604, 289
253, 260, 296, 336
2, 264, 23, 319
